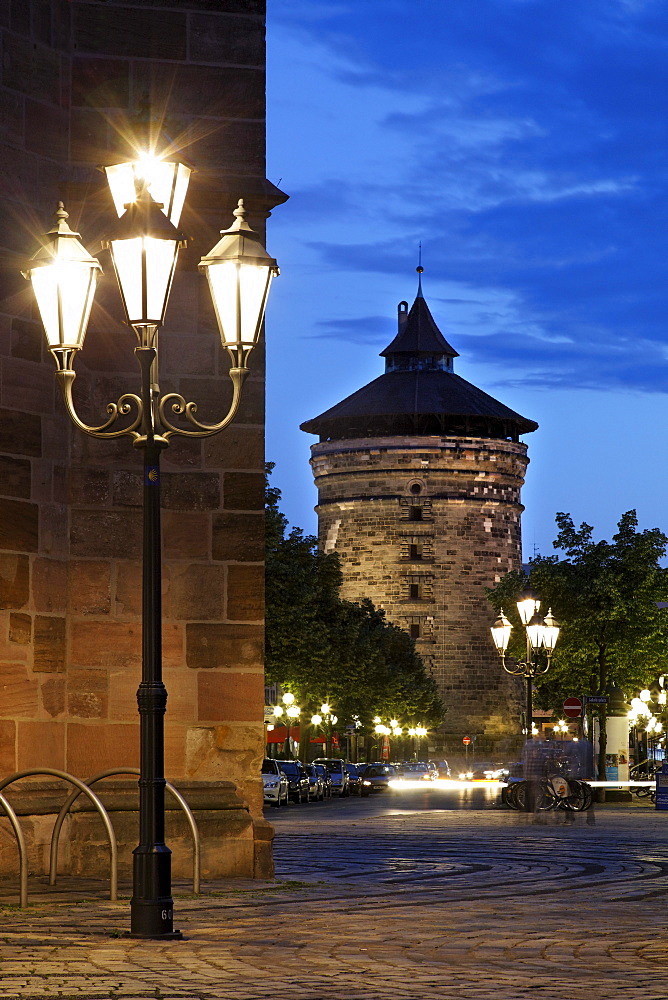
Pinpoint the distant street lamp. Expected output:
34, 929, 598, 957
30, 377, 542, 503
490, 588, 560, 740
22, 154, 278, 940
280, 693, 300, 757
318, 703, 337, 757
553, 720, 569, 740
414, 726, 428, 760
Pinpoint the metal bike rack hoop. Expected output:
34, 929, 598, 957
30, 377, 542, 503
49, 769, 200, 895
0, 769, 118, 901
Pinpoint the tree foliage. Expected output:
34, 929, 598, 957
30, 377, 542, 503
487, 510, 668, 776
265, 468, 444, 728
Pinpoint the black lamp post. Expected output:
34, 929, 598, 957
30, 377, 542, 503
490, 588, 560, 739
23, 156, 278, 939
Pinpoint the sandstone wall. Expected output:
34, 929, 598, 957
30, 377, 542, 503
0, 0, 276, 878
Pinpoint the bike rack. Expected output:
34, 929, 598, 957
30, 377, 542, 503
0, 792, 28, 907
0, 769, 118, 902
49, 768, 201, 895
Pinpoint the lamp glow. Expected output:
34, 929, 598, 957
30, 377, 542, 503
199, 200, 279, 368
103, 154, 192, 227
22, 203, 101, 358
490, 610, 512, 655
516, 587, 540, 625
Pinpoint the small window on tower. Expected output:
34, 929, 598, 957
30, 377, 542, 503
409, 506, 422, 521
410, 623, 421, 639
409, 543, 422, 560
409, 583, 420, 600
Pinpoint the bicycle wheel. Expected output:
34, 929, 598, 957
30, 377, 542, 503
558, 778, 588, 811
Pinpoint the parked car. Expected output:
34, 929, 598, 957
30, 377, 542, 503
359, 764, 396, 795
470, 762, 510, 781
313, 758, 350, 796
279, 760, 310, 803
433, 760, 451, 778
262, 758, 289, 808
313, 763, 333, 798
395, 762, 436, 782
346, 762, 364, 795
304, 763, 326, 801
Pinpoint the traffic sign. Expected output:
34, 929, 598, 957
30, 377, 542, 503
462, 737, 471, 745
584, 696, 608, 705
563, 697, 583, 718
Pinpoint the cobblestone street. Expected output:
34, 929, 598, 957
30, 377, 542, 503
0, 794, 665, 999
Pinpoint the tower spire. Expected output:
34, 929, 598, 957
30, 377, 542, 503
417, 243, 424, 298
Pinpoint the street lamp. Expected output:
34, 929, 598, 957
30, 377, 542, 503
415, 726, 428, 761
553, 720, 569, 740
490, 594, 560, 740
22, 156, 278, 941
318, 703, 337, 757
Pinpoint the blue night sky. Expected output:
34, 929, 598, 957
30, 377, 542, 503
265, 0, 668, 558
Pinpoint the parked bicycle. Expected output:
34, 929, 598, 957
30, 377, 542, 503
503, 753, 593, 812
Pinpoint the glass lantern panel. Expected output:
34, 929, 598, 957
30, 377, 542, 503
526, 621, 545, 651
105, 159, 191, 226
517, 596, 540, 625
111, 236, 144, 322
144, 236, 178, 322
542, 623, 560, 651
207, 260, 273, 350
491, 621, 512, 653
105, 163, 136, 218
31, 262, 97, 349
111, 236, 177, 325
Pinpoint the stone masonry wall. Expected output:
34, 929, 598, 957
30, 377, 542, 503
310, 436, 526, 737
0, 0, 275, 876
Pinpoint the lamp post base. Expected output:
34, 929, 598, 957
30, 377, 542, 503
130, 847, 181, 939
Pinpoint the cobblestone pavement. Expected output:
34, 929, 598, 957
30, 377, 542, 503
0, 793, 666, 999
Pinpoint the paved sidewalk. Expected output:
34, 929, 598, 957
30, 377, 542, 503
0, 798, 665, 999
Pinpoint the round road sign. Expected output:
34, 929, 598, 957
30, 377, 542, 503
462, 737, 471, 745
563, 697, 582, 718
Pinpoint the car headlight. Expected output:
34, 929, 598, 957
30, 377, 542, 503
265, 780, 279, 788
458, 773, 467, 780
363, 780, 371, 786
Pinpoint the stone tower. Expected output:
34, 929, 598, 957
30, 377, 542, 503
301, 276, 538, 744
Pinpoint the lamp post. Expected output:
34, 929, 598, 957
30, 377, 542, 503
23, 156, 278, 940
414, 726, 428, 761
279, 693, 300, 758
490, 588, 560, 739
319, 703, 337, 757
553, 720, 569, 741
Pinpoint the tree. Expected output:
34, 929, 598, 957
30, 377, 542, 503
488, 510, 668, 780
265, 468, 444, 731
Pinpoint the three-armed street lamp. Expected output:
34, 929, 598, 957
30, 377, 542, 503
23, 154, 278, 940
490, 588, 560, 739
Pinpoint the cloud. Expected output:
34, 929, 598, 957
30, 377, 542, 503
268, 0, 668, 400
310, 315, 395, 345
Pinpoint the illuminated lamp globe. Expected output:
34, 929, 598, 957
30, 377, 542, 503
199, 200, 279, 369
22, 203, 101, 364
104, 182, 184, 332
490, 610, 512, 656
525, 611, 546, 653
516, 587, 540, 625
103, 152, 192, 227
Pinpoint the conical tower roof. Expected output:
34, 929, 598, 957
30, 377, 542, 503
301, 276, 538, 443
380, 282, 459, 359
